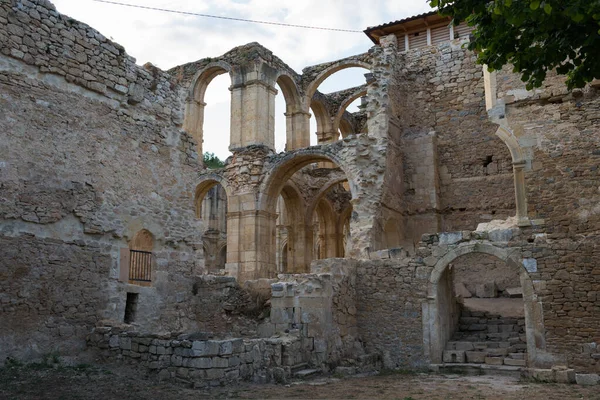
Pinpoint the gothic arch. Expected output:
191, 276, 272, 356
130, 229, 154, 252
280, 182, 309, 273
187, 61, 233, 103
494, 124, 529, 225
339, 116, 354, 138
183, 61, 233, 160
310, 96, 333, 140
275, 72, 302, 112
332, 87, 368, 135
314, 197, 338, 259
305, 176, 348, 223
195, 175, 230, 218
304, 58, 372, 106
258, 148, 355, 213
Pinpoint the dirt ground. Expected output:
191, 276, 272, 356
1, 361, 598, 400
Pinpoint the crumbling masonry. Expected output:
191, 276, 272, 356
1, 0, 600, 388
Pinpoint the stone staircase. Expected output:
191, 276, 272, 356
443, 309, 527, 368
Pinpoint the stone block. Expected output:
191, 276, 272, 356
314, 338, 327, 353
212, 357, 229, 368
192, 341, 219, 357
205, 368, 225, 380
109, 335, 119, 348
439, 232, 462, 245
190, 357, 212, 369
503, 358, 526, 367
575, 374, 600, 386
257, 323, 274, 338
486, 348, 508, 357
465, 351, 486, 363
231, 339, 244, 353
467, 324, 487, 331
454, 342, 474, 351
555, 369, 576, 384
484, 357, 504, 365
157, 369, 171, 381
455, 282, 472, 298
443, 350, 465, 363
119, 337, 131, 350
225, 369, 240, 380
531, 369, 554, 382
219, 341, 233, 355
506, 287, 523, 298
476, 282, 497, 298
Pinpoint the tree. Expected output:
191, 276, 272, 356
203, 152, 225, 169
429, 0, 600, 89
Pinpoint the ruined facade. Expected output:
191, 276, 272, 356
1, 0, 600, 388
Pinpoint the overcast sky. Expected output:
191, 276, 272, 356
52, 0, 432, 159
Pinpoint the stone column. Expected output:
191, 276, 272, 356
225, 193, 278, 282
513, 160, 529, 226
230, 79, 277, 150
183, 99, 206, 157
285, 110, 311, 150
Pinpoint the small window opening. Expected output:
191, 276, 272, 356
124, 292, 139, 324
483, 155, 493, 167
414, 32, 420, 37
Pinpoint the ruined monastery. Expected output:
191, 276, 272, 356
1, 0, 600, 387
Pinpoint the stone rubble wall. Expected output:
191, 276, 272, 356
87, 326, 309, 387
1, 0, 185, 121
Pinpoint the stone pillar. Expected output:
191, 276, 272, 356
285, 110, 311, 150
230, 79, 277, 150
225, 193, 278, 282
183, 99, 206, 157
513, 161, 529, 226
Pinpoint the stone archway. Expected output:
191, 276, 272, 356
184, 61, 233, 158
332, 87, 367, 135
422, 241, 546, 367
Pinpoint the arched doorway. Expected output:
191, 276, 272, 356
423, 242, 545, 367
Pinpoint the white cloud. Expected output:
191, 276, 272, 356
52, 0, 433, 159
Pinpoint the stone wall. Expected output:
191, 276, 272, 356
87, 326, 308, 387
388, 39, 515, 240
0, 0, 205, 362
452, 252, 521, 297
0, 235, 111, 361
354, 251, 430, 369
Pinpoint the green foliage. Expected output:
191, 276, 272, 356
203, 152, 225, 169
429, 0, 600, 89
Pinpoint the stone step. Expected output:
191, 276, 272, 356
508, 352, 525, 360
293, 369, 320, 379
504, 357, 526, 367
432, 363, 523, 378
290, 362, 308, 372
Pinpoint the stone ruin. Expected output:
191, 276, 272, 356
1, 0, 600, 388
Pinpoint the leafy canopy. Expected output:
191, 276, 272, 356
429, 0, 600, 89
203, 152, 225, 169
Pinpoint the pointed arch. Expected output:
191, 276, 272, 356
332, 87, 368, 135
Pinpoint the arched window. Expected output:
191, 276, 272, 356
120, 229, 154, 285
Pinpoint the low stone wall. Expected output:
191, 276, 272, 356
87, 326, 309, 386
